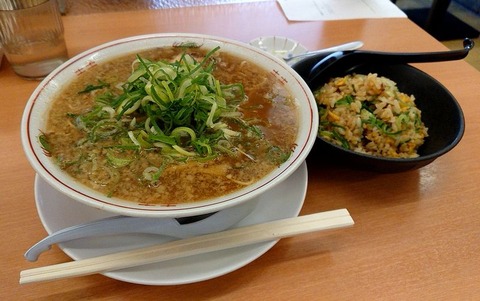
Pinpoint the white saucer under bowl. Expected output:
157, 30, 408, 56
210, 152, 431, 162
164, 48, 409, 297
34, 162, 308, 285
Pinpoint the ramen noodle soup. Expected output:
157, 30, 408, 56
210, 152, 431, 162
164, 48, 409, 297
42, 46, 299, 205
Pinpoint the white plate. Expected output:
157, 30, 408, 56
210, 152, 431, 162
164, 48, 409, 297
249, 36, 308, 64
34, 162, 308, 285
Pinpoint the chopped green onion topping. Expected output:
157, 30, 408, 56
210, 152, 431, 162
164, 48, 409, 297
78, 80, 110, 94
70, 47, 246, 161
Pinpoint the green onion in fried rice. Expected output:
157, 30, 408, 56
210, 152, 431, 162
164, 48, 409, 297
314, 73, 428, 158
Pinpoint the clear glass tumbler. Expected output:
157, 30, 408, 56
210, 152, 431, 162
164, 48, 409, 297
0, 0, 68, 79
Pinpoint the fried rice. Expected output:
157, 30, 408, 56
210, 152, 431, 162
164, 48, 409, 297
314, 73, 428, 158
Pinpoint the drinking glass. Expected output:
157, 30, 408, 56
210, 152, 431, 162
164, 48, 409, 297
0, 0, 68, 79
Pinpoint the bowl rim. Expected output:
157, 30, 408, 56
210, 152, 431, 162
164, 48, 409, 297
21, 33, 319, 217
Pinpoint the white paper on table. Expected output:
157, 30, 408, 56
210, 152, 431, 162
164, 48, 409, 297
277, 0, 407, 21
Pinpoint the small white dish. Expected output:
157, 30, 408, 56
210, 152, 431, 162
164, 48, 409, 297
34, 161, 308, 285
249, 36, 308, 63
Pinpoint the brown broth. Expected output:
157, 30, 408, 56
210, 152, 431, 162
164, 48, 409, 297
45, 47, 298, 205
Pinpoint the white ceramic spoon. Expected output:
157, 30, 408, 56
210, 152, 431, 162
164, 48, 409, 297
282, 40, 364, 62
25, 199, 258, 262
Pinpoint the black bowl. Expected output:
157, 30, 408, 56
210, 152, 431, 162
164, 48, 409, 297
292, 53, 465, 172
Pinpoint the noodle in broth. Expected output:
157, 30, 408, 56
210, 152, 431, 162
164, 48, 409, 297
42, 46, 298, 205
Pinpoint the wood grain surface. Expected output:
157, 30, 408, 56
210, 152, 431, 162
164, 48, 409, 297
2, 1, 480, 300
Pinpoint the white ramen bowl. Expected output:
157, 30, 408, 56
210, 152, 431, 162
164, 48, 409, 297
21, 33, 319, 218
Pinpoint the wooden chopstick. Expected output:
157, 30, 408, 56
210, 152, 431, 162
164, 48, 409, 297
20, 209, 353, 284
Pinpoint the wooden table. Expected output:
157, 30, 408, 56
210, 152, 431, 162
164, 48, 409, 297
2, 1, 480, 300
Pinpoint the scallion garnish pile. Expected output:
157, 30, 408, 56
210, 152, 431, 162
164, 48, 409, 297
72, 47, 247, 166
